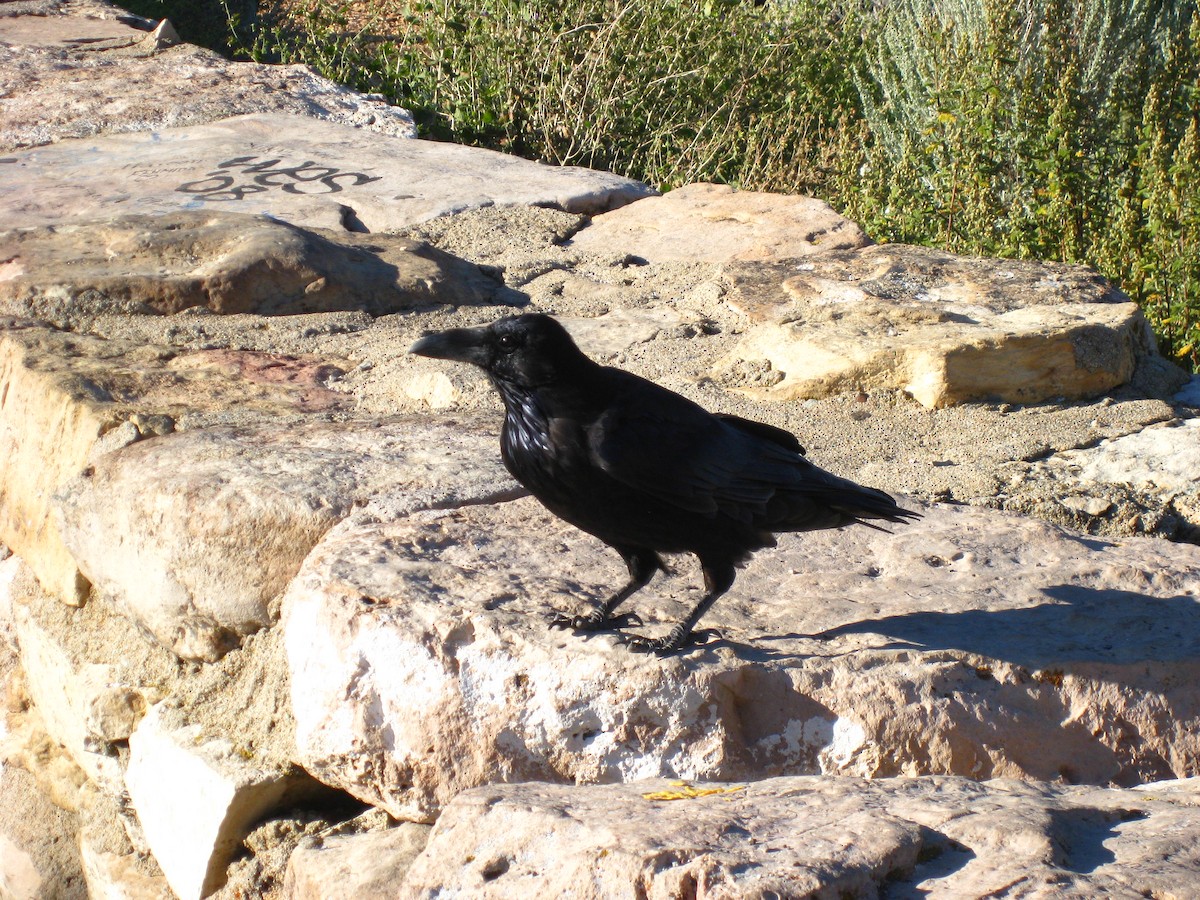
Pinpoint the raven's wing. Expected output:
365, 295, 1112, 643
715, 413, 805, 455
588, 378, 812, 523
588, 372, 914, 528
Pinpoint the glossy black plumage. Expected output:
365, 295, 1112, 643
409, 313, 920, 653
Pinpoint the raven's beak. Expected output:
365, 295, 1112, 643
408, 326, 489, 366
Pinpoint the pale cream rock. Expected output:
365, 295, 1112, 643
0, 322, 357, 607
78, 842, 172, 900
284, 821, 432, 900
13, 596, 148, 790
0, 113, 654, 234
124, 704, 324, 900
55, 416, 517, 660
0, 9, 416, 148
0, 210, 501, 318
403, 775, 1200, 898
717, 245, 1157, 408
0, 325, 120, 605
568, 182, 871, 263
283, 496, 1200, 821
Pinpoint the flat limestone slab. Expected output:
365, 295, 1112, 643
283, 495, 1200, 821
717, 245, 1154, 408
404, 775, 1200, 898
0, 7, 150, 49
0, 210, 502, 318
567, 182, 871, 263
55, 416, 518, 660
125, 704, 324, 900
0, 15, 417, 150
0, 113, 655, 233
0, 320, 356, 606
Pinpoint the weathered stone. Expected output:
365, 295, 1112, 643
283, 495, 1200, 821
78, 790, 172, 900
55, 416, 517, 659
78, 841, 172, 900
0, 4, 151, 51
1011, 418, 1200, 541
717, 245, 1159, 408
0, 210, 502, 318
124, 703, 326, 900
404, 775, 1200, 898
0, 11, 417, 149
0, 324, 119, 605
0, 113, 654, 233
568, 182, 871, 263
13, 593, 150, 790
0, 322, 356, 605
0, 762, 87, 900
284, 817, 431, 900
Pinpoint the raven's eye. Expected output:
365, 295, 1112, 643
496, 333, 521, 353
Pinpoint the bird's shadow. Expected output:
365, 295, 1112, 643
738, 583, 1200, 674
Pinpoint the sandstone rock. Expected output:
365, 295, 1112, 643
717, 245, 1158, 408
0, 321, 359, 605
284, 817, 431, 900
284, 495, 1200, 821
0, 324, 120, 604
0, 210, 502, 319
78, 841, 172, 900
55, 416, 517, 660
404, 774, 1200, 898
13, 593, 149, 790
1013, 418, 1200, 540
0, 112, 654, 233
0, 9, 417, 149
78, 791, 172, 900
0, 4, 151, 51
0, 762, 86, 900
124, 703, 326, 900
568, 183, 871, 263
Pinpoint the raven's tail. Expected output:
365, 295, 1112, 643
831, 484, 922, 533
773, 475, 922, 534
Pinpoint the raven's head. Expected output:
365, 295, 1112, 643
409, 313, 591, 389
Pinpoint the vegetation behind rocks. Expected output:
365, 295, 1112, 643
147, 0, 1198, 371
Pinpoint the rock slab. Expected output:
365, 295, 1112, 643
719, 244, 1157, 408
568, 182, 871, 263
0, 13, 417, 149
0, 210, 502, 318
125, 704, 323, 900
56, 416, 518, 660
404, 774, 1200, 898
0, 113, 655, 233
284, 495, 1200, 821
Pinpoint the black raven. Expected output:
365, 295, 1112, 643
410, 313, 919, 653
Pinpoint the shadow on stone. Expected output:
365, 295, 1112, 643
806, 584, 1200, 670
1048, 806, 1128, 873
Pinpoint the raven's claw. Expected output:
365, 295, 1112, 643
547, 609, 642, 632
618, 627, 719, 656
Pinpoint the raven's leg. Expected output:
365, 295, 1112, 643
621, 559, 736, 654
549, 547, 662, 633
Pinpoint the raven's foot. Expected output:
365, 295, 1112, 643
547, 609, 642, 633
618, 625, 719, 656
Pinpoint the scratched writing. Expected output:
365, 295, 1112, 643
175, 156, 382, 201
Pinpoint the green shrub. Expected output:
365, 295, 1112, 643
835, 0, 1200, 368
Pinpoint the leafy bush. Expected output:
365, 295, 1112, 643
240, 0, 1198, 370
835, 0, 1200, 367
